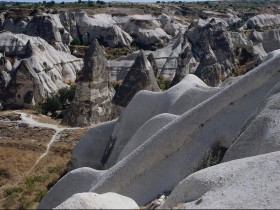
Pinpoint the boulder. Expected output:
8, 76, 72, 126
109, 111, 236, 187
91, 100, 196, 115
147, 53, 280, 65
160, 151, 280, 209
54, 192, 138, 209
112, 50, 160, 107
61, 40, 114, 127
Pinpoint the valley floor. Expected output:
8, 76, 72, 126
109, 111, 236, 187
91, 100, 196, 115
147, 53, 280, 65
0, 110, 89, 209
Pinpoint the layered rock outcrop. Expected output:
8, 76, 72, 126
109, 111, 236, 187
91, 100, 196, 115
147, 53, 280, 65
109, 32, 196, 81
249, 29, 280, 53
24, 15, 71, 52
0, 31, 83, 108
112, 50, 160, 107
123, 15, 172, 50
186, 18, 235, 85
59, 12, 132, 47
244, 14, 280, 29
62, 40, 114, 127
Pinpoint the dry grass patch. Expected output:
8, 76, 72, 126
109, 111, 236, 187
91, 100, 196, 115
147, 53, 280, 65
0, 111, 89, 209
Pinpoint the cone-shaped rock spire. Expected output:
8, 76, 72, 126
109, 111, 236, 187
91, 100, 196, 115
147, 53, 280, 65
112, 50, 160, 107
62, 40, 114, 126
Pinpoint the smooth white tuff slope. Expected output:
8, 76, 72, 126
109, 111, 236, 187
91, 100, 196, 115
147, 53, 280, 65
39, 50, 280, 209
223, 80, 280, 162
160, 151, 280, 209
54, 192, 139, 209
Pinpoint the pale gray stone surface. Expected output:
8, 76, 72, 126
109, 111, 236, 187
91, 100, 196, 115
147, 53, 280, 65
161, 151, 280, 209
54, 192, 139, 209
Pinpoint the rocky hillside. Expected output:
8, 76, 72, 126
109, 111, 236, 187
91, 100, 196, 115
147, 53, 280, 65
39, 47, 280, 210
1, 1, 280, 209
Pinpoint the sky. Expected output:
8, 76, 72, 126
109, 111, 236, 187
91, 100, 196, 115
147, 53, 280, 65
4, 0, 216, 2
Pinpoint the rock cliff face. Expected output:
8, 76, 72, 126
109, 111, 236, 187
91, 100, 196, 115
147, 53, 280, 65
59, 12, 132, 47
1, 14, 71, 52
249, 29, 280, 53
244, 14, 280, 29
0, 31, 83, 108
109, 32, 196, 81
62, 40, 114, 127
1, 60, 45, 109
24, 15, 71, 52
112, 50, 160, 107
38, 49, 280, 209
123, 15, 172, 50
186, 18, 235, 85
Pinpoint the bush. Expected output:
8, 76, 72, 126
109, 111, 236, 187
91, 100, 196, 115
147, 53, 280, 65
35, 85, 76, 115
70, 38, 81, 46
157, 76, 171, 90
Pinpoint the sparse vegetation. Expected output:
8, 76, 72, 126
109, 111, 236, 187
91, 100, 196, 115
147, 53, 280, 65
193, 145, 227, 172
157, 76, 171, 90
0, 111, 89, 209
111, 81, 122, 91
35, 85, 76, 116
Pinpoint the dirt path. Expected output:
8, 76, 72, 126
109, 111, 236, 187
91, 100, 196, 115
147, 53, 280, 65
0, 111, 80, 191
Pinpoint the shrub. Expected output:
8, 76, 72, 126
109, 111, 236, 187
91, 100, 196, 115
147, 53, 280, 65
157, 76, 171, 90
70, 38, 81, 46
34, 189, 48, 202
35, 85, 76, 115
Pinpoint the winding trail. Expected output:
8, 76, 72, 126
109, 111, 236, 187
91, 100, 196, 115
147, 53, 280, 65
0, 111, 80, 192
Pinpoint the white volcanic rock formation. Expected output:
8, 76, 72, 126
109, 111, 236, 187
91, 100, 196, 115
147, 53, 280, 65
1, 12, 132, 50
222, 80, 280, 162
55, 192, 139, 209
249, 29, 280, 53
38, 49, 280, 209
109, 32, 196, 81
244, 14, 280, 29
59, 12, 132, 47
186, 18, 235, 85
62, 40, 114, 127
0, 31, 83, 108
123, 14, 172, 50
160, 151, 280, 209
112, 50, 160, 107
24, 15, 71, 52
2, 13, 71, 52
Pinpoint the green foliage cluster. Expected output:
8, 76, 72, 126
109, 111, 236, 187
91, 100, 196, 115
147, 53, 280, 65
35, 85, 76, 115
157, 76, 171, 90
70, 38, 82, 46
228, 20, 244, 32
